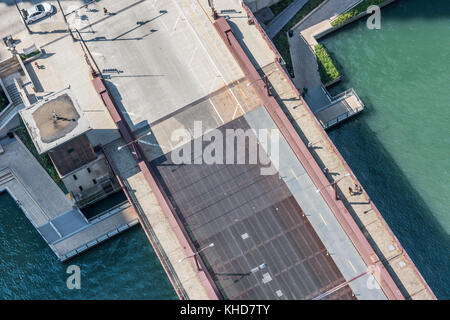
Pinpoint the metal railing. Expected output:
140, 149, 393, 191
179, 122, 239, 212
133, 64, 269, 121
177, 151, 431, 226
122, 178, 190, 300
100, 145, 189, 300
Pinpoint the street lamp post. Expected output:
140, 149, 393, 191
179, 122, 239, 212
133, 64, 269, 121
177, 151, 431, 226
316, 173, 350, 200
56, 0, 75, 41
14, 0, 31, 34
117, 131, 152, 151
247, 68, 279, 97
312, 269, 370, 300
208, 0, 218, 20
178, 243, 215, 271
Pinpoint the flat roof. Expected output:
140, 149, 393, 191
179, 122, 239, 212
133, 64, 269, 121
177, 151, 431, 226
151, 109, 355, 299
20, 88, 91, 154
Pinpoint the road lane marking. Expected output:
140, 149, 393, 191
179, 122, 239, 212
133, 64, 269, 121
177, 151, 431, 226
232, 106, 238, 120
176, 0, 245, 114
290, 168, 298, 180
348, 260, 357, 273
209, 98, 224, 124
319, 213, 328, 226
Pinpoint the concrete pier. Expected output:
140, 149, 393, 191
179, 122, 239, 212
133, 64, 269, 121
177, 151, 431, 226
0, 135, 138, 261
307, 88, 364, 129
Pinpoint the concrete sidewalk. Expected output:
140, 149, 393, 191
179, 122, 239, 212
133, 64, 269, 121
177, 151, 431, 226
266, 0, 308, 39
103, 138, 213, 300
288, 0, 361, 91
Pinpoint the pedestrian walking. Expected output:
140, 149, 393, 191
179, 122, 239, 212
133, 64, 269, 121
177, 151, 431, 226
348, 187, 353, 196
354, 184, 360, 193
103, 7, 108, 15
34, 61, 40, 69
323, 167, 329, 174
308, 142, 313, 148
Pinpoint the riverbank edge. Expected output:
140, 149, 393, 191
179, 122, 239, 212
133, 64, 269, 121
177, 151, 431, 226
243, 0, 436, 300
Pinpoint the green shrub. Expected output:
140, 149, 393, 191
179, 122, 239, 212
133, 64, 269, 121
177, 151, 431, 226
270, 0, 295, 16
15, 121, 67, 193
314, 44, 339, 84
331, 0, 386, 27
0, 88, 9, 112
20, 49, 41, 61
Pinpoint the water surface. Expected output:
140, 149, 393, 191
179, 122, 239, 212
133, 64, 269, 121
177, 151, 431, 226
321, 0, 450, 298
0, 191, 176, 299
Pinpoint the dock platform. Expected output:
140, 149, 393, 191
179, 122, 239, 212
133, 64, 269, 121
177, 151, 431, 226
305, 87, 364, 129
315, 88, 364, 129
0, 135, 138, 261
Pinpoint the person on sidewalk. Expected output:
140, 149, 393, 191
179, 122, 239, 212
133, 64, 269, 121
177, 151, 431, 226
348, 187, 353, 196
103, 7, 108, 15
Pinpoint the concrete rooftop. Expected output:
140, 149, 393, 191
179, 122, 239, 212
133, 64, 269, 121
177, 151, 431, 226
20, 88, 91, 153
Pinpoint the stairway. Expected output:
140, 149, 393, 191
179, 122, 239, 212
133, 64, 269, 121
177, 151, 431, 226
5, 83, 22, 106
0, 169, 14, 186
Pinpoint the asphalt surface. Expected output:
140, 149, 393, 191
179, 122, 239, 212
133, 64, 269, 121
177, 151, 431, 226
151, 112, 354, 300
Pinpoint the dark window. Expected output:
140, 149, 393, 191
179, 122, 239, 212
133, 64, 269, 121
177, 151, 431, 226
73, 174, 77, 180
67, 148, 74, 154
79, 186, 83, 192
92, 179, 97, 184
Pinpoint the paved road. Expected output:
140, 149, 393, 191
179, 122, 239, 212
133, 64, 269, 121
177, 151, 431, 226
266, 0, 308, 39
0, 0, 87, 40
73, 0, 243, 132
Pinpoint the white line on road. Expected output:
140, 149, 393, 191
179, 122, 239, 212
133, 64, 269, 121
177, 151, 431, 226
174, 0, 245, 115
348, 260, 357, 273
209, 98, 224, 124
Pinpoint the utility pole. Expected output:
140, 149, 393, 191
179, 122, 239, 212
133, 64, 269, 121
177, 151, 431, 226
178, 243, 215, 271
316, 173, 350, 201
56, 0, 75, 41
263, 75, 272, 96
208, 0, 218, 20
14, 0, 31, 34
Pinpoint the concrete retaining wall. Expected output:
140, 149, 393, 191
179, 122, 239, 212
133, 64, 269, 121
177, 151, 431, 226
244, 0, 282, 12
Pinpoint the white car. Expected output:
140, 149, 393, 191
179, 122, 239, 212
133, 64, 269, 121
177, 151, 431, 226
23, 3, 56, 24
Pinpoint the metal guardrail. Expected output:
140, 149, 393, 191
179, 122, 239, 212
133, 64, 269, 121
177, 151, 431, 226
99, 144, 189, 300
320, 88, 364, 129
332, 88, 358, 102
122, 179, 190, 300
322, 105, 363, 129
333, 0, 365, 19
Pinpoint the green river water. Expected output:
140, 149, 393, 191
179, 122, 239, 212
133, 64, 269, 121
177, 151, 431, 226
0, 0, 448, 299
321, 0, 450, 298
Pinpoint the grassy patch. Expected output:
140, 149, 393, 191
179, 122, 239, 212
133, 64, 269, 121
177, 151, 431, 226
20, 49, 40, 61
15, 120, 67, 193
0, 88, 9, 112
331, 0, 386, 27
270, 0, 295, 16
272, 0, 326, 74
314, 44, 339, 84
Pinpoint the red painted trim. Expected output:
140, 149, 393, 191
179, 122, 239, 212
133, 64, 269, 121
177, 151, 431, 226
92, 76, 220, 300
214, 16, 405, 300
240, 3, 436, 300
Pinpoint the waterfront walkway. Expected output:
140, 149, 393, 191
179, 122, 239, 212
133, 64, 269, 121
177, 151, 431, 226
266, 0, 308, 39
241, 1, 435, 299
288, 0, 362, 91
